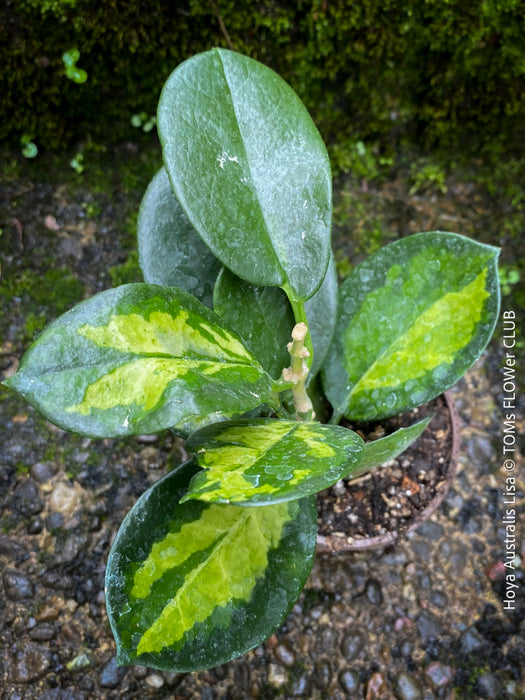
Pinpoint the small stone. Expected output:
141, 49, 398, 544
365, 578, 384, 605
3, 570, 34, 600
49, 482, 84, 514
30, 461, 58, 483
430, 590, 448, 609
132, 665, 148, 679
13, 478, 43, 516
275, 643, 295, 666
466, 434, 495, 472
339, 669, 360, 693
11, 644, 51, 682
36, 606, 60, 622
341, 630, 365, 661
29, 623, 56, 641
145, 673, 165, 689
414, 521, 444, 540
27, 517, 44, 534
460, 626, 484, 654
268, 663, 287, 687
67, 652, 93, 672
424, 661, 455, 688
100, 655, 126, 688
475, 673, 502, 699
415, 610, 441, 642
319, 624, 339, 652
291, 672, 310, 696
393, 671, 423, 700
366, 671, 387, 698
313, 659, 332, 689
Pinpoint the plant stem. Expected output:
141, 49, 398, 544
282, 322, 315, 421
282, 285, 314, 371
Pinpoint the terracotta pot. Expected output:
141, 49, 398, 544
316, 391, 460, 553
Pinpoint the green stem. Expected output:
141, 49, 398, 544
282, 284, 313, 371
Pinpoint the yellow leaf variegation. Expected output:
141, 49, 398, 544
323, 232, 500, 421
105, 460, 317, 672
183, 418, 364, 505
4, 285, 273, 437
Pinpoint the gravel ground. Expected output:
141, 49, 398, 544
1, 156, 523, 699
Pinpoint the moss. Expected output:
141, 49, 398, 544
2, 1, 524, 162
0, 268, 86, 342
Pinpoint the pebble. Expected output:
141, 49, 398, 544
29, 622, 56, 641
366, 671, 387, 697
393, 671, 423, 700
11, 643, 51, 682
36, 606, 60, 622
291, 672, 310, 695
275, 643, 295, 666
100, 656, 126, 688
365, 578, 384, 605
429, 589, 448, 608
460, 626, 484, 653
424, 661, 454, 687
341, 630, 365, 661
267, 663, 287, 687
49, 482, 84, 515
145, 673, 165, 689
318, 624, 339, 652
3, 570, 34, 600
476, 672, 502, 699
66, 652, 93, 672
415, 610, 441, 642
466, 434, 495, 472
414, 521, 444, 540
13, 478, 43, 516
339, 669, 361, 693
313, 659, 332, 689
31, 461, 58, 483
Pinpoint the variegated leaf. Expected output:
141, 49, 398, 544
183, 418, 364, 505
349, 416, 432, 478
4, 284, 272, 437
137, 167, 221, 307
105, 459, 317, 672
323, 232, 500, 421
158, 48, 332, 301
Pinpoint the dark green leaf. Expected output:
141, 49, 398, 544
105, 459, 317, 672
158, 48, 332, 301
137, 167, 221, 307
4, 284, 272, 437
183, 418, 364, 505
213, 255, 337, 380
323, 232, 500, 421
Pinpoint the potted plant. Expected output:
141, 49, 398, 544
3, 48, 500, 673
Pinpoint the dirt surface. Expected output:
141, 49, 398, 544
317, 395, 453, 548
1, 149, 524, 698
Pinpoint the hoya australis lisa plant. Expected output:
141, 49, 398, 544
3, 49, 500, 672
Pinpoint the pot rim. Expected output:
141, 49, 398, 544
316, 390, 460, 553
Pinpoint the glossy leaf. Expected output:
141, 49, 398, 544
105, 459, 317, 672
158, 47, 332, 301
137, 167, 221, 307
323, 232, 500, 421
4, 284, 272, 437
349, 417, 432, 478
183, 418, 364, 505
213, 255, 337, 380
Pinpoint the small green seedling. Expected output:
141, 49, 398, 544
3, 49, 500, 673
62, 48, 88, 84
